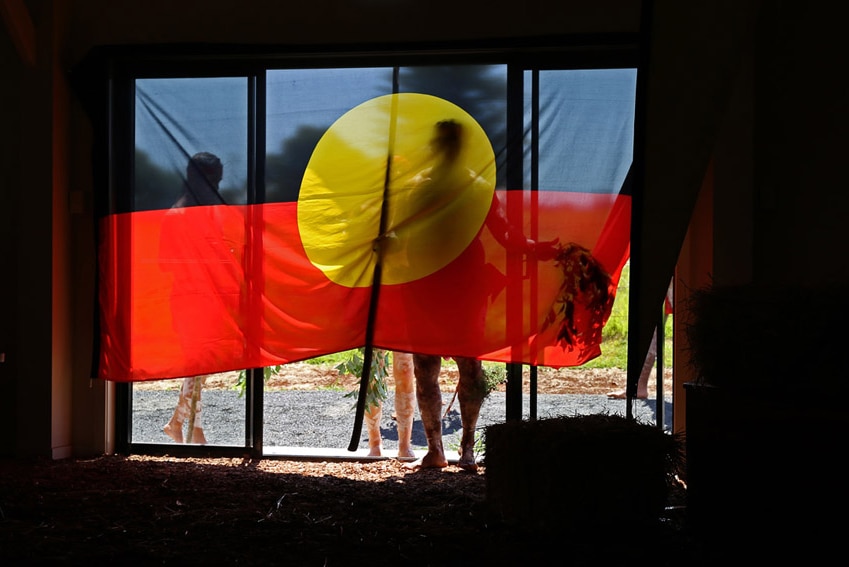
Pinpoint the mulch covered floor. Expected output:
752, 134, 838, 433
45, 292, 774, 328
0, 454, 716, 566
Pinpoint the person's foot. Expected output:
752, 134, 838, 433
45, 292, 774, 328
404, 450, 448, 470
163, 421, 183, 443
457, 455, 479, 472
606, 389, 648, 400
396, 446, 416, 460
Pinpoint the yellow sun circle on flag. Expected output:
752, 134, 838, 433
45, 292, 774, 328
297, 93, 496, 288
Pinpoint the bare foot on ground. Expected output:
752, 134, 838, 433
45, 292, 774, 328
163, 422, 183, 443
606, 389, 648, 400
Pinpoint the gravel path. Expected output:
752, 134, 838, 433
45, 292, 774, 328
131, 389, 672, 456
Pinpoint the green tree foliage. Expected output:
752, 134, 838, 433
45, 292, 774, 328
336, 348, 390, 412
265, 125, 327, 203
134, 149, 181, 211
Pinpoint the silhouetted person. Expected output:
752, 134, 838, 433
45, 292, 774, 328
607, 280, 673, 400
163, 152, 227, 444
401, 120, 558, 470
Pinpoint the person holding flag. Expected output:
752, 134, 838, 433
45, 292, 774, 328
160, 151, 244, 444
401, 120, 560, 470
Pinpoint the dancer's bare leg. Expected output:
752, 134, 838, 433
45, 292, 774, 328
164, 377, 194, 443
365, 403, 383, 456
392, 352, 416, 459
185, 376, 207, 444
411, 354, 447, 468
455, 357, 485, 471
607, 329, 656, 400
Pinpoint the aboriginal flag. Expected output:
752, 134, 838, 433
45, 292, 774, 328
98, 68, 634, 381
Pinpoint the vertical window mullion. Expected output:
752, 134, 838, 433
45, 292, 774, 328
504, 64, 524, 422
528, 68, 540, 421
246, 73, 265, 456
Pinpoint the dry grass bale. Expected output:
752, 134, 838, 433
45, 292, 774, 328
484, 413, 683, 535
685, 283, 849, 398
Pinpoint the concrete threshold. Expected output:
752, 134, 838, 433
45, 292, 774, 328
262, 446, 471, 465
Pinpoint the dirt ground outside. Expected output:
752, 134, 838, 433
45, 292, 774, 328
134, 358, 675, 399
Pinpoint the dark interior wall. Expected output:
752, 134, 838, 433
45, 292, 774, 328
753, 3, 849, 285
0, 1, 55, 458
713, 39, 754, 287
66, 0, 642, 60
68, 73, 102, 457
629, 1, 761, 392
0, 20, 21, 455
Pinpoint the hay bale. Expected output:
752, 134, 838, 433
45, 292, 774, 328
485, 414, 683, 534
685, 283, 849, 397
